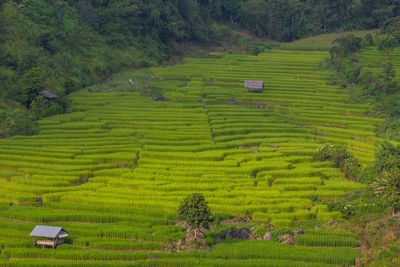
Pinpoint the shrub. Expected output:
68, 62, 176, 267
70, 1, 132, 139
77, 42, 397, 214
178, 193, 214, 230
0, 100, 36, 137
374, 170, 400, 214
314, 144, 360, 180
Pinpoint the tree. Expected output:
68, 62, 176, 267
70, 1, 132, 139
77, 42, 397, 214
380, 62, 397, 94
239, 0, 268, 37
374, 142, 400, 172
364, 33, 374, 46
0, 100, 36, 137
332, 34, 363, 55
377, 34, 398, 60
178, 193, 214, 235
23, 67, 44, 107
374, 170, 400, 214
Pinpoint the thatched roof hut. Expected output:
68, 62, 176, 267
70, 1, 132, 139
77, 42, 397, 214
244, 80, 264, 93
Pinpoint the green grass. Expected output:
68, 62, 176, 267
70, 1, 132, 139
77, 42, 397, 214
281, 30, 378, 51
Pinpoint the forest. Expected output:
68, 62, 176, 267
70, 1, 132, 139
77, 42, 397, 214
1, 0, 400, 112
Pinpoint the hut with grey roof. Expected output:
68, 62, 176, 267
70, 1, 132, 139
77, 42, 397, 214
30, 225, 68, 249
244, 80, 264, 93
38, 91, 59, 100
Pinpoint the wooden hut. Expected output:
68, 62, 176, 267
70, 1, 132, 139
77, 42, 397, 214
244, 80, 264, 93
38, 91, 59, 100
30, 225, 69, 249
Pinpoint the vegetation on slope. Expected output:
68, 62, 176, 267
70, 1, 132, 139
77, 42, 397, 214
2, 1, 400, 137
0, 47, 371, 266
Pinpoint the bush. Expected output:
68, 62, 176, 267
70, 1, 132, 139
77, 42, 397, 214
178, 193, 214, 230
374, 141, 400, 173
314, 144, 360, 180
0, 100, 36, 138
364, 33, 375, 46
248, 46, 262, 56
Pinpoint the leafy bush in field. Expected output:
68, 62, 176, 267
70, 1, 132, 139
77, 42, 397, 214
314, 144, 360, 180
0, 100, 36, 137
178, 193, 214, 230
374, 141, 400, 173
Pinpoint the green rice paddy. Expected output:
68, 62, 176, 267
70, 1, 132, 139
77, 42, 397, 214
0, 47, 385, 266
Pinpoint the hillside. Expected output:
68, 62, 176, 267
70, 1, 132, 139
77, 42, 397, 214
0, 44, 390, 266
2, 1, 400, 265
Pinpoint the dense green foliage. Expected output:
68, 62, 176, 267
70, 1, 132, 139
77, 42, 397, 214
314, 144, 361, 180
178, 193, 214, 229
210, 0, 400, 41
0, 0, 228, 104
2, 0, 400, 105
0, 99, 36, 137
2, 0, 400, 137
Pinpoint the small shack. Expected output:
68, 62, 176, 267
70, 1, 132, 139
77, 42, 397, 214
38, 91, 59, 100
244, 80, 264, 93
30, 225, 69, 249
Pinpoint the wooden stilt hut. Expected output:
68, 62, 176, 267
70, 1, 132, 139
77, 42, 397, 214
30, 225, 69, 249
244, 80, 264, 93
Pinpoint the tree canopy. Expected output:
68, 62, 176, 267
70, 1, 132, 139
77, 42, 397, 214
178, 193, 214, 230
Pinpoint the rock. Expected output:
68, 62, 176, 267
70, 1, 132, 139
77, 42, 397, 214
256, 105, 264, 109
226, 229, 238, 239
154, 96, 167, 102
242, 216, 252, 223
194, 229, 205, 240
149, 255, 159, 259
177, 239, 184, 246
278, 234, 294, 245
250, 228, 256, 233
327, 221, 337, 225
225, 228, 251, 239
238, 228, 251, 239
263, 233, 272, 241
185, 233, 194, 241
256, 236, 262, 240
197, 98, 203, 103
293, 229, 305, 238
341, 84, 347, 89
272, 145, 280, 148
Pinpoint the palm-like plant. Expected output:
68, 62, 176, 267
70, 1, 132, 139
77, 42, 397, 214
374, 170, 400, 214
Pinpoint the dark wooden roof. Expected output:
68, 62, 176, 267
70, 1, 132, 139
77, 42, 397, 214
39, 91, 59, 99
30, 225, 68, 238
244, 80, 264, 89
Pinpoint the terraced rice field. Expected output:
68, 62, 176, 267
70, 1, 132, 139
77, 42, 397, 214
0, 49, 384, 266
358, 46, 400, 84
